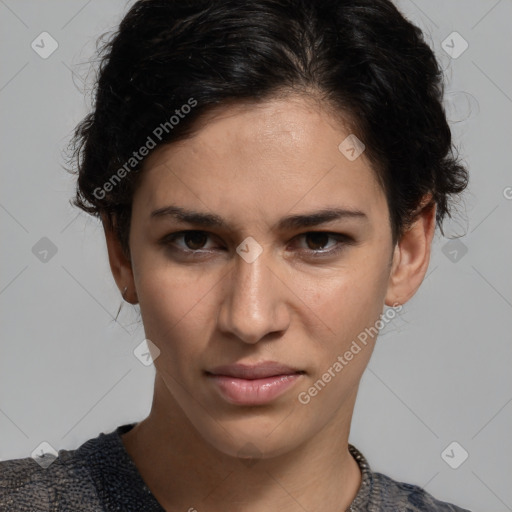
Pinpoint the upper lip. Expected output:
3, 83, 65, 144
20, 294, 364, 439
206, 361, 304, 380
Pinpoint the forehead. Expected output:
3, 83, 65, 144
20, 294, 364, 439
134, 96, 386, 224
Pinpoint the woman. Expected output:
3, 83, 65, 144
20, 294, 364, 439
0, 0, 470, 510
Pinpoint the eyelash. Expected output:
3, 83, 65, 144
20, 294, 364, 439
160, 230, 354, 258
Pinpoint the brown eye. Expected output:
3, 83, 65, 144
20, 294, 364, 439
161, 230, 218, 253
304, 232, 331, 251
291, 231, 354, 258
183, 231, 209, 250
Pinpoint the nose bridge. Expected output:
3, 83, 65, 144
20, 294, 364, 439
218, 248, 287, 343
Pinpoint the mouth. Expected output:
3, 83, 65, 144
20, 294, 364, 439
205, 362, 306, 406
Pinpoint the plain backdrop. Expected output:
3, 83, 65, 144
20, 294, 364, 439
1, 1, 511, 511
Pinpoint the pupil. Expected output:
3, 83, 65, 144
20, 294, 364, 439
185, 232, 207, 250
307, 233, 328, 250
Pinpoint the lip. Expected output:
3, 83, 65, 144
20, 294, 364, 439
207, 362, 303, 379
205, 361, 305, 405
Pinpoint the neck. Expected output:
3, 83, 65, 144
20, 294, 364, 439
121, 374, 362, 512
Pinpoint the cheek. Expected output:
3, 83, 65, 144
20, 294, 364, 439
134, 262, 220, 367
293, 265, 389, 415
298, 258, 389, 342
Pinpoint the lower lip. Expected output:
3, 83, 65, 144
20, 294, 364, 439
207, 373, 303, 405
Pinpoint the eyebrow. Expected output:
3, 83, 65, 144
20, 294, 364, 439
150, 205, 367, 230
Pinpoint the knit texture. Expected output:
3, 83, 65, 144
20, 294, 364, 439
0, 423, 471, 511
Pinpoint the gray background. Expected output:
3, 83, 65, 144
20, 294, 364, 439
1, 1, 511, 510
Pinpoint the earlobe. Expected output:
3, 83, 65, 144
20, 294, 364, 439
101, 213, 138, 305
384, 199, 436, 307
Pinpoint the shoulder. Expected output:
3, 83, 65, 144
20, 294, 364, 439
0, 456, 53, 511
371, 471, 473, 511
0, 430, 116, 512
348, 444, 472, 512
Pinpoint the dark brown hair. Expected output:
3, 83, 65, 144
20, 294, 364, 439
66, 0, 468, 258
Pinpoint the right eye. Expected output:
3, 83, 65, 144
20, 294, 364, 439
160, 230, 224, 254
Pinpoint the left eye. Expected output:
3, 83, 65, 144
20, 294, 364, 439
295, 232, 341, 252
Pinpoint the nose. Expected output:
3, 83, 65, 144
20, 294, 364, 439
217, 248, 290, 344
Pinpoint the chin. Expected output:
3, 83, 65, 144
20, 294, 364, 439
190, 409, 308, 461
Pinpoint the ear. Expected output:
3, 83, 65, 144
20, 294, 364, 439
385, 197, 436, 307
101, 213, 138, 304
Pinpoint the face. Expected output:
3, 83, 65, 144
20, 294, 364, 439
107, 94, 431, 460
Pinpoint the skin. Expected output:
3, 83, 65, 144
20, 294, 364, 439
102, 93, 436, 512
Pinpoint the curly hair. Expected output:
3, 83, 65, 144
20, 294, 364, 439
66, 0, 468, 259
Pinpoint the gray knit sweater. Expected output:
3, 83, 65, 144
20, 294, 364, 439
0, 423, 471, 511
